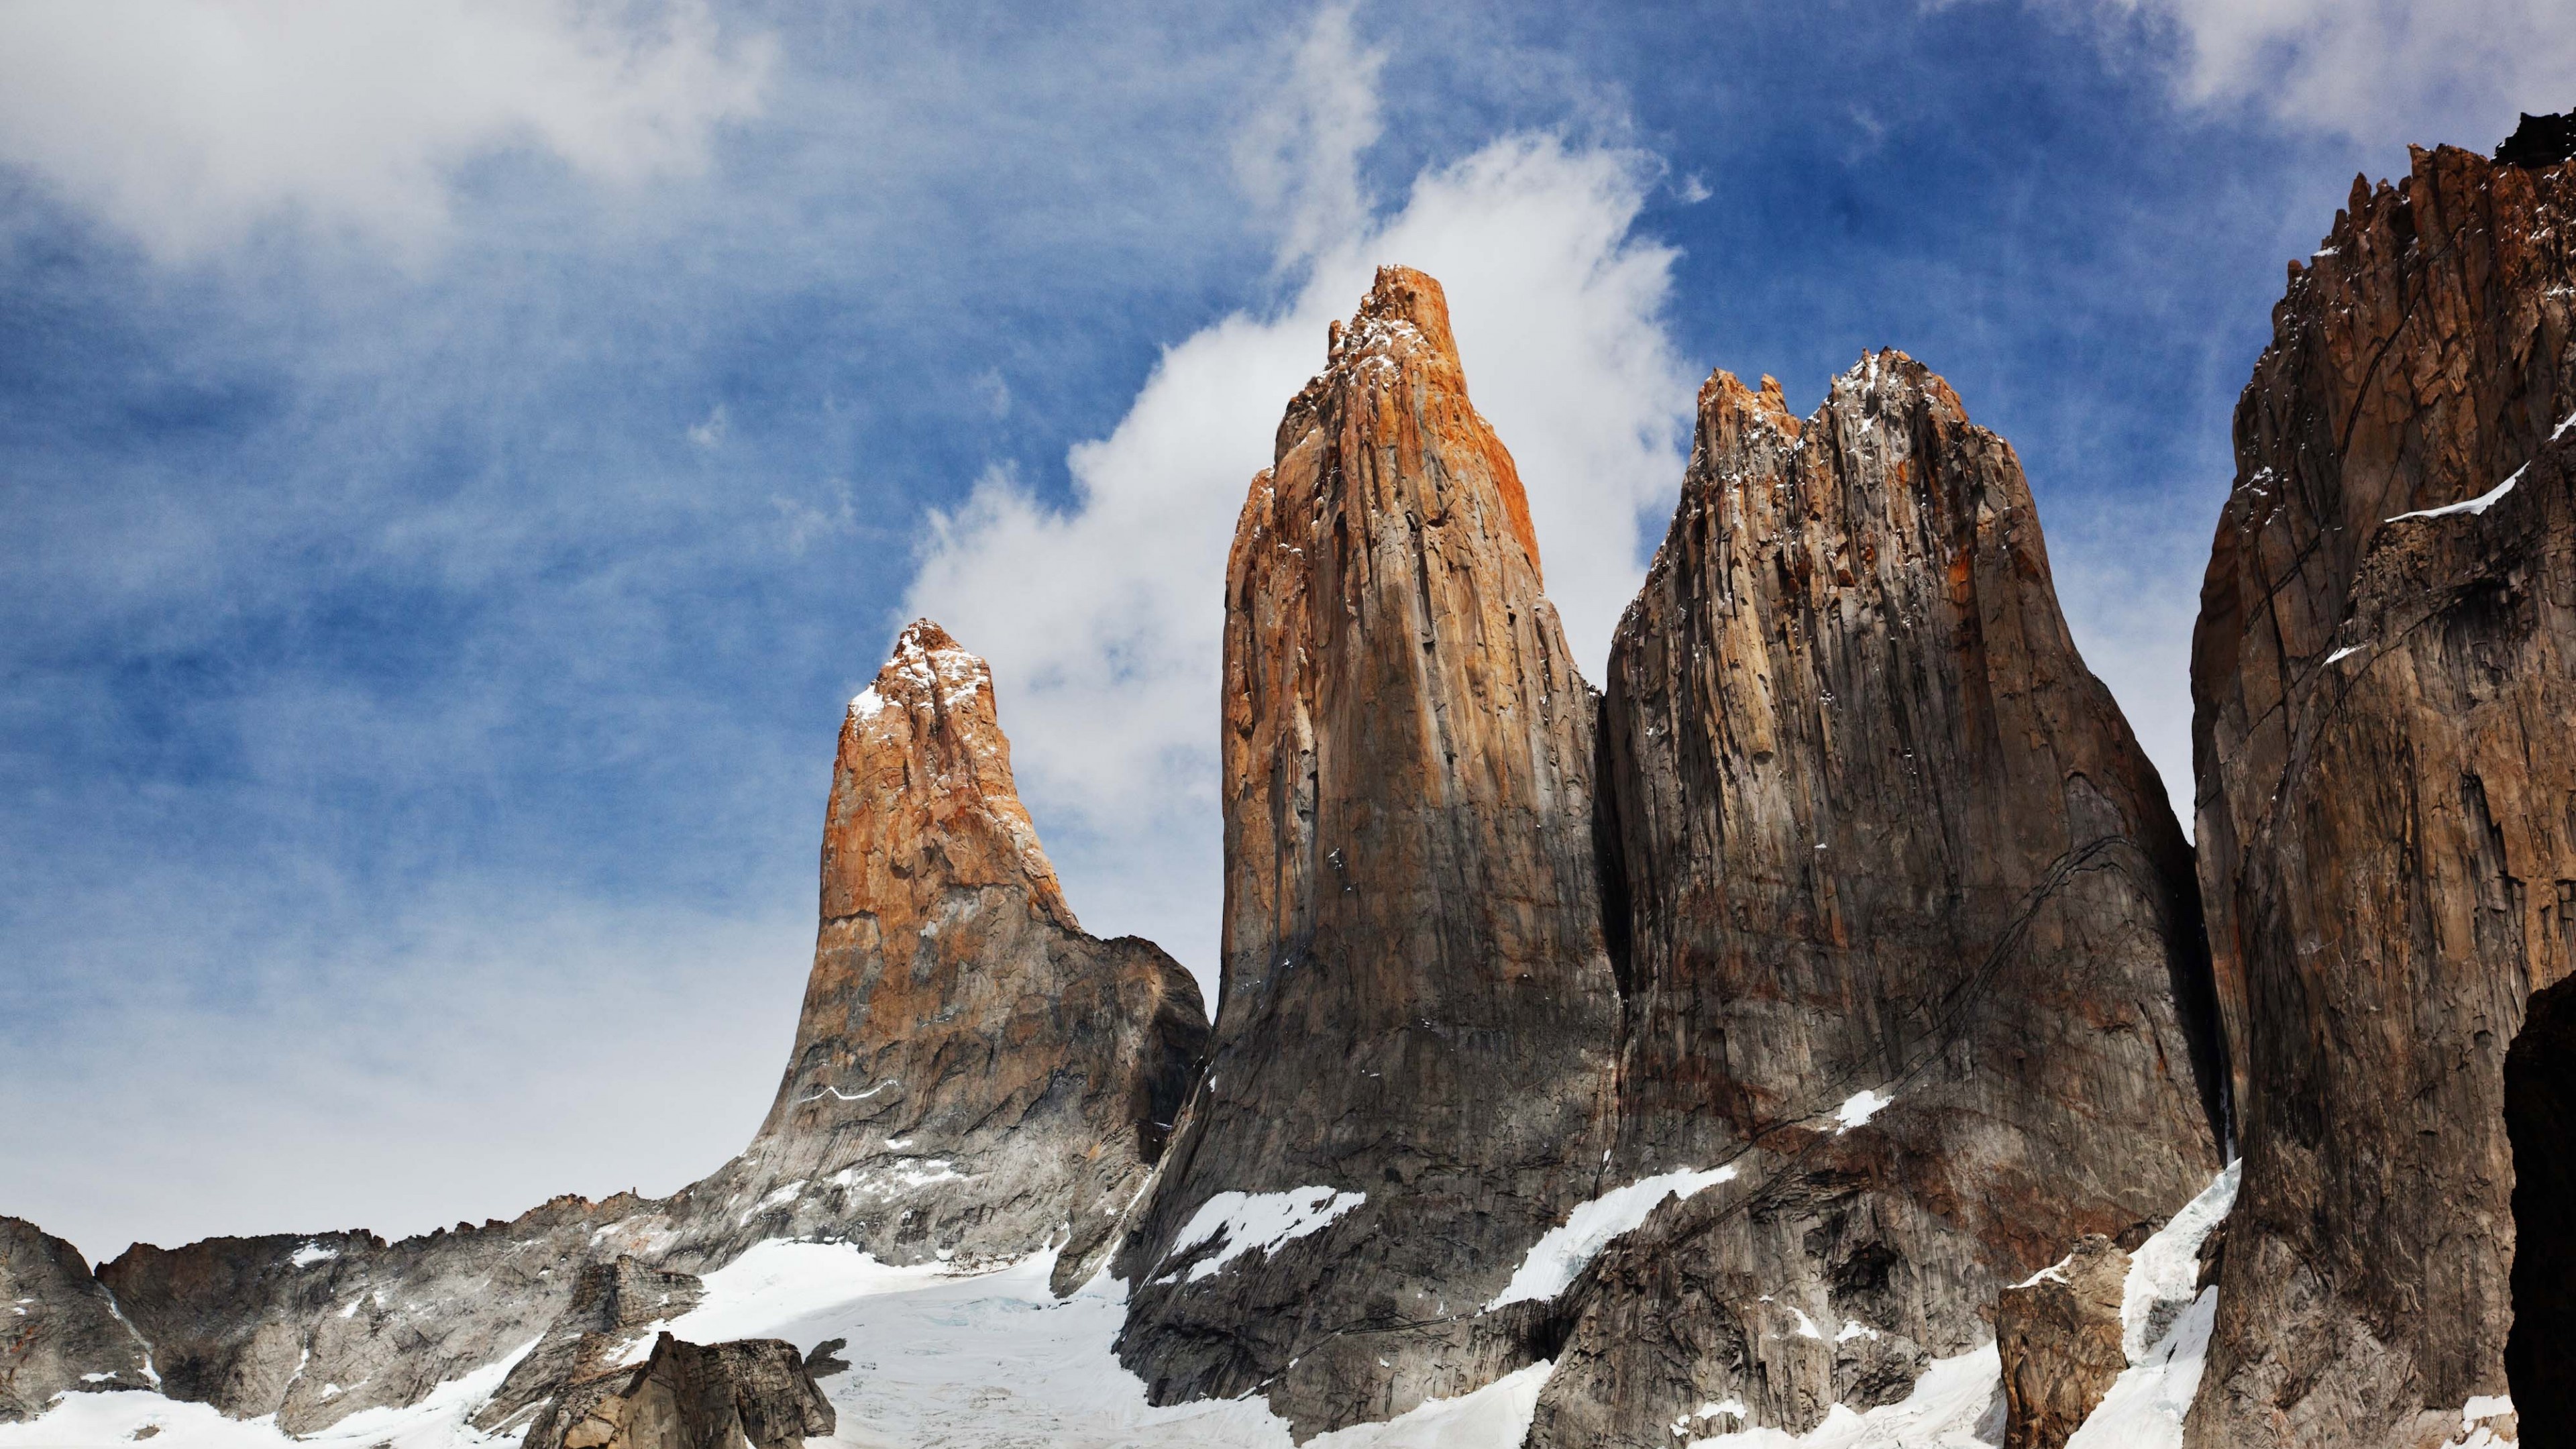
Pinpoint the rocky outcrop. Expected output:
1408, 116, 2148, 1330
96, 1195, 665, 1435
523, 1333, 833, 1449
0, 1218, 154, 1420
476, 1256, 706, 1435
694, 619, 1209, 1288
2497, 107, 2576, 170
1527, 356, 2224, 1445
1111, 266, 1621, 1434
1998, 1236, 2130, 1449
2186, 142, 2576, 1446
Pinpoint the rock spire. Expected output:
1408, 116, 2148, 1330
2186, 142, 2576, 1446
1112, 266, 1622, 1434
1525, 354, 2224, 1444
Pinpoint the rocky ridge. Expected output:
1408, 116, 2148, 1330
1522, 356, 2224, 1446
0, 1218, 154, 1421
2186, 140, 2576, 1447
12, 621, 1205, 1437
1112, 266, 1622, 1436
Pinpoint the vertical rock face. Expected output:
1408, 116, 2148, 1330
2506, 976, 2576, 1433
700, 619, 1210, 1287
1529, 357, 2223, 1445
476, 1256, 708, 1435
1112, 266, 1621, 1434
0, 1218, 155, 1420
2187, 143, 2576, 1447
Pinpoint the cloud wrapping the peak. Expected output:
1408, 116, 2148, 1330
0, 0, 773, 260
906, 11, 1695, 983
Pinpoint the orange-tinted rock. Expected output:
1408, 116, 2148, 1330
2186, 144, 2576, 1446
1112, 267, 1621, 1434
1527, 355, 2222, 1445
1998, 1236, 2131, 1449
712, 620, 1208, 1287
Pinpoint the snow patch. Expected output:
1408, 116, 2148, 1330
1157, 1187, 1366, 1285
2387, 466, 2522, 522
2324, 644, 2363, 665
1680, 1344, 2002, 1448
2061, 1163, 2240, 1449
851, 686, 888, 720
1487, 1165, 1737, 1309
288, 1243, 338, 1269
1833, 1089, 1892, 1132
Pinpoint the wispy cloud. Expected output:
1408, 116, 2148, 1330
0, 0, 773, 262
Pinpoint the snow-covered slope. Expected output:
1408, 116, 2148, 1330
0, 1240, 1552, 1449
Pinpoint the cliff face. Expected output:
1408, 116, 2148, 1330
2186, 143, 2576, 1446
1112, 266, 1621, 1435
0, 1218, 154, 1421
696, 619, 1209, 1289
1525, 358, 2224, 1446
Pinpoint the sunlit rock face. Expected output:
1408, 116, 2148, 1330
704, 618, 1210, 1289
1112, 266, 1623, 1437
2186, 142, 2576, 1448
0, 1217, 155, 1421
1524, 356, 2224, 1447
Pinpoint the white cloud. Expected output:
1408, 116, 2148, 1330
2096, 0, 2576, 148
0, 0, 773, 262
904, 9, 1695, 981
688, 403, 731, 448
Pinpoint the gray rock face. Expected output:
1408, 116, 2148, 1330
0, 1218, 154, 1420
476, 1256, 707, 1436
97, 1197, 661, 1436
1526, 358, 2223, 1446
524, 1333, 834, 1449
1998, 1236, 2130, 1449
2186, 144, 2576, 1447
1111, 266, 1621, 1436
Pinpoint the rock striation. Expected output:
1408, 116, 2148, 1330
1111, 266, 1621, 1434
2187, 142, 2576, 1447
0, 1218, 154, 1421
523, 1332, 834, 1449
1526, 356, 2224, 1446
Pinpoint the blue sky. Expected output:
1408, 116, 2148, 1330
1, 0, 2565, 1259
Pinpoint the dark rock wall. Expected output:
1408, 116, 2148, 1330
0, 1218, 154, 1421
2507, 975, 2576, 1439
2186, 144, 2576, 1446
1112, 266, 1621, 1436
1529, 358, 2221, 1446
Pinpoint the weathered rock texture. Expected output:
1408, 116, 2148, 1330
1112, 266, 1621, 1434
1529, 356, 2224, 1446
524, 1332, 833, 1449
2186, 143, 2576, 1447
2507, 975, 2576, 1437
701, 619, 1209, 1289
476, 1256, 707, 1435
1997, 1236, 2131, 1449
0, 1218, 154, 1420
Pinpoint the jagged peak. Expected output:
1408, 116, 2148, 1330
826, 617, 1073, 933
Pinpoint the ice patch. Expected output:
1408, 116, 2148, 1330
2061, 1163, 2239, 1449
1158, 1187, 1366, 1285
1680, 1343, 2002, 1448
2324, 645, 2363, 665
2387, 466, 2522, 522
1834, 1089, 1892, 1132
1487, 1165, 1737, 1309
289, 1243, 339, 1269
